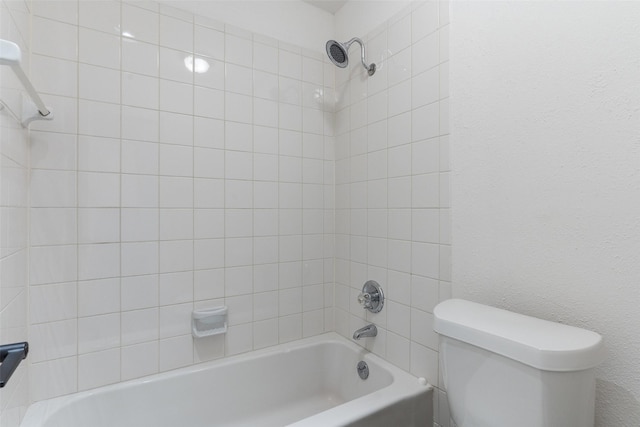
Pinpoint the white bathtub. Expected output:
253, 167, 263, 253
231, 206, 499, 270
21, 333, 432, 427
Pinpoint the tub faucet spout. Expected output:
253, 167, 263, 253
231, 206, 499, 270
353, 324, 377, 340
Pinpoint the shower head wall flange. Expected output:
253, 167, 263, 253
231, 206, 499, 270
326, 37, 376, 76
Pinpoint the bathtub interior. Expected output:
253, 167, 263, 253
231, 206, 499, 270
25, 337, 405, 427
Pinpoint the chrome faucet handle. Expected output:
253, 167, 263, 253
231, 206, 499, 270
358, 281, 384, 313
357, 292, 373, 308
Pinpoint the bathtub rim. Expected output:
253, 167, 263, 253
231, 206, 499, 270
21, 332, 433, 427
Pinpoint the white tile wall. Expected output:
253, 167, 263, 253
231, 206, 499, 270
0, 0, 31, 425
4, 1, 451, 425
27, 0, 335, 402
333, 2, 450, 426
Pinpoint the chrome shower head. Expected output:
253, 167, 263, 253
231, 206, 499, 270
326, 40, 349, 68
326, 38, 376, 76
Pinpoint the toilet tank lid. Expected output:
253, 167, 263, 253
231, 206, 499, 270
433, 299, 605, 371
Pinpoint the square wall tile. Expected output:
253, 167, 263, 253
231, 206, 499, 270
123, 38, 159, 77
32, 17, 78, 61
79, 28, 120, 69
195, 25, 224, 60
122, 4, 159, 44
78, 348, 121, 391
122, 141, 156, 176
159, 14, 193, 51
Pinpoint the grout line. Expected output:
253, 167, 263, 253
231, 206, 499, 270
191, 9, 196, 364
73, 0, 80, 392
155, 4, 161, 375
117, 0, 124, 385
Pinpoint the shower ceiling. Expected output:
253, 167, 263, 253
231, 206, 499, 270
301, 0, 348, 14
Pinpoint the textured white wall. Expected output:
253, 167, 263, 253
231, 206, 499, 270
451, 1, 640, 425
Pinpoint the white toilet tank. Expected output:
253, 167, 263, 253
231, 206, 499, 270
433, 299, 604, 427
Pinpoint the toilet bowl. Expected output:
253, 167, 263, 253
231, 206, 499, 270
433, 299, 604, 427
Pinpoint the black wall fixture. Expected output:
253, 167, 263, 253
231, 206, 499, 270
0, 342, 28, 388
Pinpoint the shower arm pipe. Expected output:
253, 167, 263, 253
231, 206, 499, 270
344, 37, 375, 74
0, 39, 53, 127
